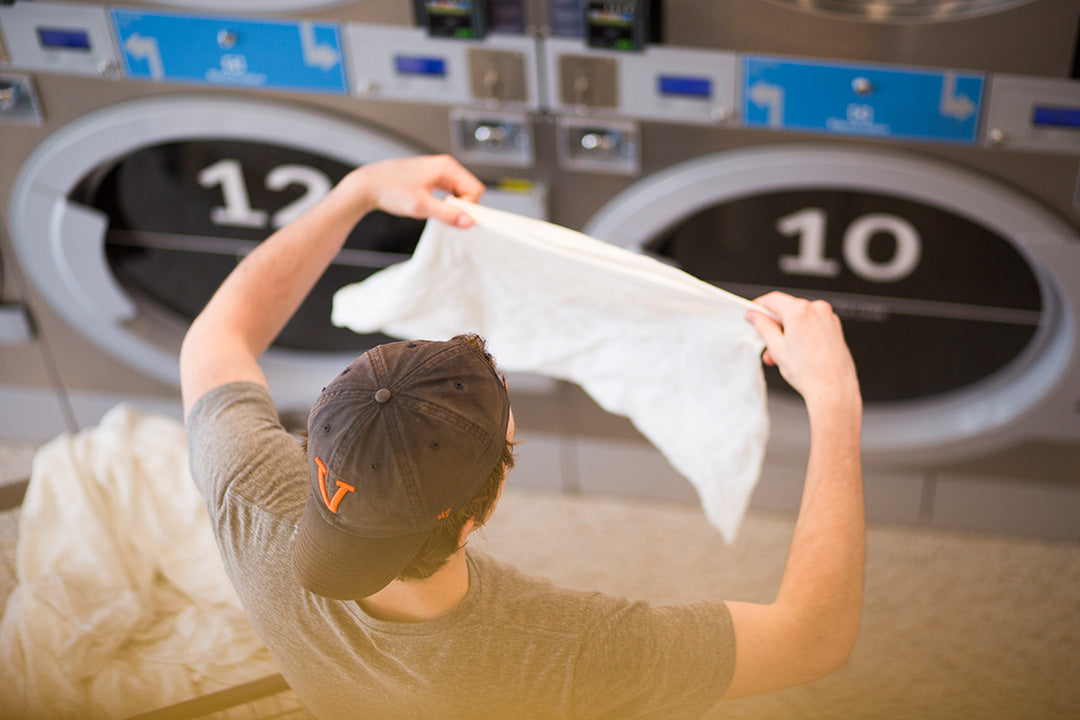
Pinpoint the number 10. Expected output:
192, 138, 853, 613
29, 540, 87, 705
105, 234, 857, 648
776, 207, 922, 282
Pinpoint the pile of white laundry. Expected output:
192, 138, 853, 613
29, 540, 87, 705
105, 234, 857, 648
0, 407, 277, 719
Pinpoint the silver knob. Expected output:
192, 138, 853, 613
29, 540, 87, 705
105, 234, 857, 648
217, 30, 238, 49
851, 77, 873, 97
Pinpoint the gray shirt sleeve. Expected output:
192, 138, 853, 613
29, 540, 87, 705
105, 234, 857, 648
570, 595, 736, 719
185, 382, 308, 590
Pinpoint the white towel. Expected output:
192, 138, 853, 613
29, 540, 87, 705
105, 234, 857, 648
332, 198, 769, 541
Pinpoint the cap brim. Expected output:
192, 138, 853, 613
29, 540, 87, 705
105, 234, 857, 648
292, 495, 433, 600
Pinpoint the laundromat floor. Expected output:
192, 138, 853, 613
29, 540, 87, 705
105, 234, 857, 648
2, 439, 1079, 719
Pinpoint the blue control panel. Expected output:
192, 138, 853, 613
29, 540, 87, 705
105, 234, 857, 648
111, 9, 347, 95
742, 56, 984, 144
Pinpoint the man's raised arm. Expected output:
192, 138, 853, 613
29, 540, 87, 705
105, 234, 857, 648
179, 155, 484, 419
722, 291, 865, 700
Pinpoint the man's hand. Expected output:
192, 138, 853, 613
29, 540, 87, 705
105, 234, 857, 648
341, 154, 485, 229
744, 291, 860, 414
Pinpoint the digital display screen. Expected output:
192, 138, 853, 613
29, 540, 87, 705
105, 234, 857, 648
423, 0, 480, 38
586, 1, 640, 50
37, 27, 92, 51
659, 75, 712, 99
1032, 105, 1080, 130
395, 55, 448, 77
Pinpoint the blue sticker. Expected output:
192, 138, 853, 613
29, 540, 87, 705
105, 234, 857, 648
743, 56, 983, 144
112, 9, 347, 95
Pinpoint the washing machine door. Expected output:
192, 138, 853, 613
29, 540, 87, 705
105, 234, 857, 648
762, 0, 1034, 21
10, 95, 427, 410
585, 145, 1077, 460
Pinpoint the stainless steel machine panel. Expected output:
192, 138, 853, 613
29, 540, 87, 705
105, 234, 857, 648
0, 0, 545, 442
984, 74, 1080, 154
0, 2, 120, 77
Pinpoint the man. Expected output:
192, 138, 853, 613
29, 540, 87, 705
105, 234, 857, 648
181, 154, 864, 718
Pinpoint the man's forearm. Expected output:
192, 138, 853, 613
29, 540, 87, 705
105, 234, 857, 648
187, 170, 374, 360
776, 395, 865, 671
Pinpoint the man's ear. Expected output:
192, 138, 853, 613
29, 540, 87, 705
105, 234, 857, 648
458, 518, 477, 549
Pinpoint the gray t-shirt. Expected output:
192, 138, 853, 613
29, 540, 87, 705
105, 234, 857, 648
187, 381, 735, 719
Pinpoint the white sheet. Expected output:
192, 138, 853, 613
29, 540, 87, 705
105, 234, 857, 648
0, 406, 277, 719
332, 198, 770, 541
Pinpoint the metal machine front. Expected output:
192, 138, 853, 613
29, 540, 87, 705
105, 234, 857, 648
532, 0, 1080, 468
0, 0, 545, 437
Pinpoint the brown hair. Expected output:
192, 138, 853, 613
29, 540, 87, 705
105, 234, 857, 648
398, 333, 515, 580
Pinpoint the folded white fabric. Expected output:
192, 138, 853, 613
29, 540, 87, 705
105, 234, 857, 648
332, 198, 769, 541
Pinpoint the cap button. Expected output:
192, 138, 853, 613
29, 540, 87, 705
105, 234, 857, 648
374, 388, 392, 404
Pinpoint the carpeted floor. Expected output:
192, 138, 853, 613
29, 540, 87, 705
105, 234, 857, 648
478, 488, 1080, 719
3, 437, 1078, 718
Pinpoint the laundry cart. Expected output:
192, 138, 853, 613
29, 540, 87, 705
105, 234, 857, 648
124, 676, 312, 720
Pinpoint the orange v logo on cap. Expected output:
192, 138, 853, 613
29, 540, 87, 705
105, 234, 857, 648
316, 457, 355, 514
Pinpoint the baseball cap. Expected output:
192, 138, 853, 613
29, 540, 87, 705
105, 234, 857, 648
293, 337, 511, 600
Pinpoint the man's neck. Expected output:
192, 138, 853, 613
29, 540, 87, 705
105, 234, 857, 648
357, 549, 470, 623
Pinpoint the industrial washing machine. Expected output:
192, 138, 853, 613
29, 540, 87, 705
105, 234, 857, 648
528, 0, 1080, 532
0, 0, 549, 440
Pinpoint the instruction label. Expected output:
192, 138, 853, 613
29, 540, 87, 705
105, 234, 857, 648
742, 56, 983, 144
112, 9, 347, 94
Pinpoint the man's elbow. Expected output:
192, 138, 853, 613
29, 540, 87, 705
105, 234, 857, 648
799, 614, 860, 681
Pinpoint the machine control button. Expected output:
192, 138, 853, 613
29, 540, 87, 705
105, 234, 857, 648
0, 74, 41, 123
450, 109, 534, 167
558, 54, 618, 108
557, 117, 638, 175
851, 76, 873, 96
468, 48, 526, 104
579, 131, 615, 151
216, 29, 238, 50
474, 123, 508, 144
0, 81, 16, 111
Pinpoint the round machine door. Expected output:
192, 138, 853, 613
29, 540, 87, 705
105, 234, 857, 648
10, 95, 427, 409
139, 0, 354, 10
762, 0, 1033, 21
585, 145, 1077, 460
